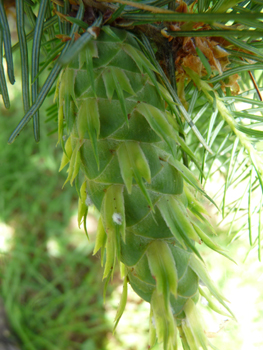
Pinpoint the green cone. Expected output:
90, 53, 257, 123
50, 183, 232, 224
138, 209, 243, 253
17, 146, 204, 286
57, 26, 233, 350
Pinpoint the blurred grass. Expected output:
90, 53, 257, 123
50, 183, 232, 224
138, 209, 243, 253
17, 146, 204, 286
0, 86, 74, 226
0, 235, 109, 350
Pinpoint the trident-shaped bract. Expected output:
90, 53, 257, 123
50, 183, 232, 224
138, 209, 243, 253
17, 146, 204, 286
57, 26, 234, 350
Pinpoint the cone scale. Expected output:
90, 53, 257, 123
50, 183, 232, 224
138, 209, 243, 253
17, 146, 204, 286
58, 26, 232, 350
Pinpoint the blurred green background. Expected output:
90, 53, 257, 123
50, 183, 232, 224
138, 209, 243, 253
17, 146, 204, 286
0, 32, 263, 350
